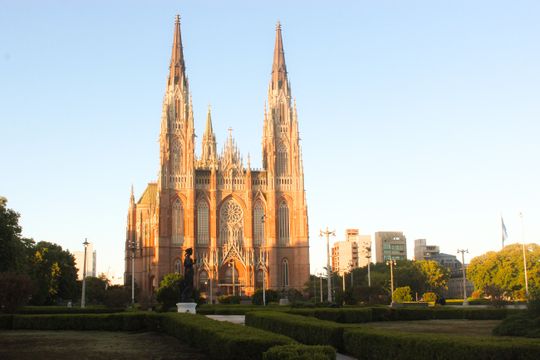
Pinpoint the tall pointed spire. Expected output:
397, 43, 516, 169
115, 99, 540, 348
271, 21, 288, 92
200, 105, 217, 168
168, 14, 187, 88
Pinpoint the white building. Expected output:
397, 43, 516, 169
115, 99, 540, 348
331, 229, 372, 275
73, 243, 96, 280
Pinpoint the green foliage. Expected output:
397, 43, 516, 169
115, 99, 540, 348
288, 308, 372, 323
493, 313, 540, 338
263, 344, 336, 360
197, 304, 290, 315
161, 313, 295, 360
252, 289, 280, 305
10, 313, 158, 331
344, 327, 540, 360
16, 306, 124, 314
218, 295, 241, 304
415, 260, 450, 293
0, 272, 34, 313
103, 285, 130, 308
246, 311, 346, 351
392, 286, 412, 302
29, 241, 78, 305
0, 199, 34, 273
527, 287, 540, 316
468, 244, 540, 300
83, 275, 109, 305
422, 292, 437, 302
155, 273, 183, 309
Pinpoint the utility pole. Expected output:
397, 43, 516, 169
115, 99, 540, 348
261, 215, 266, 305
320, 227, 335, 303
457, 249, 469, 305
81, 239, 89, 308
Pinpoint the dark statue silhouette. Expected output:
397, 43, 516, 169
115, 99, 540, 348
181, 248, 195, 302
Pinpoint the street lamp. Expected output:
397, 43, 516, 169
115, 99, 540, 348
81, 239, 89, 308
261, 215, 267, 306
128, 239, 138, 306
457, 249, 469, 305
520, 212, 529, 297
228, 261, 235, 296
364, 245, 372, 287
317, 271, 324, 303
320, 227, 335, 303
348, 260, 354, 289
386, 258, 397, 307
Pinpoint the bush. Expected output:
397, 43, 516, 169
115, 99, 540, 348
16, 306, 124, 314
0, 314, 13, 329
0, 272, 34, 313
422, 292, 437, 302
156, 273, 183, 309
103, 286, 130, 308
528, 287, 540, 316
218, 295, 241, 304
11, 313, 158, 331
161, 313, 295, 360
392, 286, 412, 303
493, 313, 540, 338
252, 289, 280, 305
344, 327, 540, 360
288, 308, 372, 323
246, 311, 346, 351
263, 344, 336, 360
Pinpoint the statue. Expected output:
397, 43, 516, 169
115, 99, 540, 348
181, 248, 194, 302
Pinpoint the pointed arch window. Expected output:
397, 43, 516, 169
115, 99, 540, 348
172, 199, 184, 245
277, 142, 288, 175
278, 200, 290, 246
197, 200, 209, 245
253, 201, 265, 247
282, 258, 289, 287
174, 259, 182, 274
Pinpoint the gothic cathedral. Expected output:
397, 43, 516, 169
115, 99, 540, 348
125, 16, 309, 299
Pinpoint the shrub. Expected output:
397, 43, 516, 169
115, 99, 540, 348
252, 289, 280, 305
103, 286, 130, 308
11, 313, 157, 331
246, 311, 346, 351
344, 327, 540, 360
528, 287, 540, 316
392, 286, 412, 303
161, 313, 294, 360
263, 344, 336, 360
0, 314, 13, 329
16, 306, 124, 314
288, 308, 372, 323
156, 273, 183, 309
0, 272, 34, 313
218, 295, 241, 304
422, 292, 437, 302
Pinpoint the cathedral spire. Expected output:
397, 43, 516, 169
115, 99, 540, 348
168, 14, 187, 88
130, 184, 135, 205
271, 21, 289, 93
200, 105, 217, 168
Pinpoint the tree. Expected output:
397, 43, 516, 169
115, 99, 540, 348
415, 260, 450, 294
0, 272, 34, 312
156, 273, 183, 309
0, 198, 34, 273
468, 244, 540, 299
84, 275, 110, 305
29, 241, 78, 305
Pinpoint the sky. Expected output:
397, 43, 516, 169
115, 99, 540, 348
1, 0, 539, 282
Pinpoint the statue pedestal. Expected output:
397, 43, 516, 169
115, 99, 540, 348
176, 302, 197, 314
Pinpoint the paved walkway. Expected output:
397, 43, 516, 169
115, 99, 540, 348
205, 315, 357, 360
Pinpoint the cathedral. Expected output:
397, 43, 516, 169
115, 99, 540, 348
125, 16, 309, 299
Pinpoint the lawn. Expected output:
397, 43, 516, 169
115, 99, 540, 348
0, 330, 207, 360
364, 319, 501, 336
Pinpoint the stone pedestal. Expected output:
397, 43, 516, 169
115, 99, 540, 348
176, 302, 197, 314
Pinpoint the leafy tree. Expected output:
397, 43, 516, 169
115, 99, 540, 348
156, 273, 183, 309
393, 286, 413, 302
468, 244, 540, 299
29, 241, 78, 305
84, 274, 110, 305
0, 197, 34, 273
0, 272, 34, 312
103, 285, 130, 308
415, 260, 450, 294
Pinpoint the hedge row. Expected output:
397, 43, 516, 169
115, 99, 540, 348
343, 327, 540, 360
16, 306, 125, 314
288, 307, 520, 323
246, 311, 347, 351
197, 304, 290, 315
1, 312, 295, 360
262, 344, 336, 360
161, 313, 294, 360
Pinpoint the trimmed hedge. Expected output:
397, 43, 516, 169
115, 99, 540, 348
344, 327, 540, 360
197, 304, 290, 315
161, 313, 295, 360
493, 313, 540, 338
11, 313, 158, 331
246, 311, 346, 351
17, 306, 125, 314
263, 344, 336, 360
0, 314, 13, 329
288, 308, 372, 323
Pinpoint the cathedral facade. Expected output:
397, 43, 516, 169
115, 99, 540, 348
125, 16, 309, 299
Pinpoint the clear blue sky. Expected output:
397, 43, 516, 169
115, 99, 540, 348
1, 1, 539, 281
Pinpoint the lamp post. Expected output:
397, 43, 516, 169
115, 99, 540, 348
365, 245, 372, 287
520, 212, 529, 297
261, 215, 267, 306
348, 260, 354, 289
386, 258, 397, 307
320, 227, 335, 303
457, 249, 469, 305
128, 239, 138, 306
81, 239, 89, 308
228, 261, 235, 296
317, 271, 324, 303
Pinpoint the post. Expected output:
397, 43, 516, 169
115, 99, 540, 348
131, 246, 135, 305
319, 272, 323, 303
320, 227, 336, 303
209, 276, 213, 304
520, 212, 529, 297
386, 259, 396, 307
457, 249, 469, 304
81, 239, 89, 308
367, 257, 371, 287
232, 262, 236, 296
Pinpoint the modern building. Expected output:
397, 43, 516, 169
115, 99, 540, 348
414, 239, 462, 275
331, 229, 372, 274
125, 17, 310, 298
414, 239, 440, 260
73, 244, 96, 280
374, 231, 407, 263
